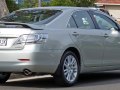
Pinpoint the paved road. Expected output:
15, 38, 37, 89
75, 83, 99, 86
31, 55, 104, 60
1, 71, 120, 90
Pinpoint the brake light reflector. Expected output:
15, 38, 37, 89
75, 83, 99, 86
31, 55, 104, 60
18, 59, 30, 61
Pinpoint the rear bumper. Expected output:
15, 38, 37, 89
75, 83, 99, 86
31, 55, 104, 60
0, 46, 63, 74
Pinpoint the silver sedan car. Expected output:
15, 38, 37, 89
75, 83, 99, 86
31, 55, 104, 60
0, 7, 120, 86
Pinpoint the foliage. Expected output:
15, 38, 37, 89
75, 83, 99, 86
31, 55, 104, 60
49, 0, 75, 6
76, 0, 96, 7
42, 2, 51, 6
49, 0, 96, 7
6, 0, 19, 12
6, 0, 96, 11
20, 0, 39, 8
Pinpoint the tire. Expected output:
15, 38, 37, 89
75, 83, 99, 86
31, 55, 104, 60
54, 51, 80, 86
0, 72, 11, 84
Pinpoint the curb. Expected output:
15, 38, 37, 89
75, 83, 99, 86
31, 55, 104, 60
10, 74, 27, 79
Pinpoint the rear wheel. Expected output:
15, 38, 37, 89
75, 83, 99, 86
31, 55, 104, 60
0, 73, 11, 84
54, 51, 80, 86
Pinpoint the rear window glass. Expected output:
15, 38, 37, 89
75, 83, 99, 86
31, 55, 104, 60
72, 11, 95, 29
0, 9, 62, 25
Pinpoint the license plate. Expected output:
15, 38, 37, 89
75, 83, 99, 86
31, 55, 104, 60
0, 38, 7, 46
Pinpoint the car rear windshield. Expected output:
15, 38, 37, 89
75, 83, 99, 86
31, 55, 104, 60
0, 9, 62, 25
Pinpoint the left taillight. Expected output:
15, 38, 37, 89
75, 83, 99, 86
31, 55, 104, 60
14, 33, 48, 45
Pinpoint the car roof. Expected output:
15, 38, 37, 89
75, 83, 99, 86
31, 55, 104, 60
19, 6, 93, 11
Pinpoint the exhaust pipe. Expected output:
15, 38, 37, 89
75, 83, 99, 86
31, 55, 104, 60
23, 69, 32, 76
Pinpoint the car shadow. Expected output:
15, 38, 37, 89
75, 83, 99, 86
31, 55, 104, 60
2, 71, 120, 88
76, 71, 120, 87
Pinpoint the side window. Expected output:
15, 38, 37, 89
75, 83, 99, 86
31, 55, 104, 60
68, 16, 77, 28
93, 12, 119, 30
72, 11, 95, 29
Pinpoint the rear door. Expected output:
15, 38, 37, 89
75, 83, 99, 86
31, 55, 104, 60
68, 10, 104, 67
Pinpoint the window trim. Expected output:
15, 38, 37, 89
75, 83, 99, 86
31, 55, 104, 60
67, 16, 78, 28
88, 10, 99, 29
72, 16, 78, 28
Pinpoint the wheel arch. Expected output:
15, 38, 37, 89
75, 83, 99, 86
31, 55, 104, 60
64, 47, 81, 65
54, 47, 81, 76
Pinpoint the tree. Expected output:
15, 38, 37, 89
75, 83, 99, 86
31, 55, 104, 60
0, 0, 9, 18
75, 0, 96, 7
49, 0, 96, 7
6, 0, 19, 12
49, 0, 75, 6
42, 2, 51, 6
20, 0, 39, 8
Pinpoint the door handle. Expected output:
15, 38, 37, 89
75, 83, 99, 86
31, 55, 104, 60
104, 33, 109, 38
72, 32, 79, 37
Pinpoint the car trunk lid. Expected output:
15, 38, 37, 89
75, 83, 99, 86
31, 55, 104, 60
0, 22, 43, 50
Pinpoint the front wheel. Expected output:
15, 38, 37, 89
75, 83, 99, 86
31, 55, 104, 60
54, 51, 80, 86
0, 73, 11, 84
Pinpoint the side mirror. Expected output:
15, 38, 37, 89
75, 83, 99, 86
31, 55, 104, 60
110, 28, 116, 31
111, 28, 119, 35
110, 27, 120, 32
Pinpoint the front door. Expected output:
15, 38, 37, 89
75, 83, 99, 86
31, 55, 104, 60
92, 11, 120, 66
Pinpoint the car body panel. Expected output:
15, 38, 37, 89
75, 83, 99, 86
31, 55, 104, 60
68, 29, 104, 67
102, 29, 120, 66
0, 48, 63, 73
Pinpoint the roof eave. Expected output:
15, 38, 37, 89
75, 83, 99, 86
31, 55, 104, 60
95, 3, 120, 6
